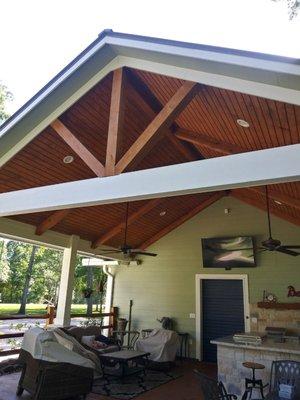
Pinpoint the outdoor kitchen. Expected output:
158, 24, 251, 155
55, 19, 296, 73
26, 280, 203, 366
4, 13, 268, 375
212, 304, 300, 397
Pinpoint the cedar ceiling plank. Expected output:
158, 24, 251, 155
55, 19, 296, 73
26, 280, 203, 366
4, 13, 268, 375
91, 198, 161, 248
125, 68, 163, 114
232, 91, 262, 149
232, 191, 300, 227
51, 119, 105, 177
115, 80, 199, 173
208, 87, 251, 149
226, 90, 259, 149
105, 68, 125, 176
125, 68, 199, 162
249, 187, 300, 211
166, 132, 199, 161
139, 192, 224, 249
248, 95, 272, 147
35, 209, 71, 235
3, 139, 93, 186
285, 104, 299, 144
175, 128, 245, 155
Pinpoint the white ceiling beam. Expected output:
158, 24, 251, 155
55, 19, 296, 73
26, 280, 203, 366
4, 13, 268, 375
0, 144, 299, 217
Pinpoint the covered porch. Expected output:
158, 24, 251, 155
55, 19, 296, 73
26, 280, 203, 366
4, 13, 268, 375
0, 31, 300, 399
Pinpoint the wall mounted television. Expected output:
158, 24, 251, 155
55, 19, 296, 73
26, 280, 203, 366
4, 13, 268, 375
202, 236, 256, 269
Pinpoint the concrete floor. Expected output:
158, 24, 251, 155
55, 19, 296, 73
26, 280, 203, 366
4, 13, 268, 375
0, 360, 216, 400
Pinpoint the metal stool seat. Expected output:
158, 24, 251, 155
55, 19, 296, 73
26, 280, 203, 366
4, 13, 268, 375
242, 362, 268, 399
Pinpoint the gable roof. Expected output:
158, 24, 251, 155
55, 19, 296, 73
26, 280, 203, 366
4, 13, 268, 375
1, 29, 300, 168
0, 30, 300, 253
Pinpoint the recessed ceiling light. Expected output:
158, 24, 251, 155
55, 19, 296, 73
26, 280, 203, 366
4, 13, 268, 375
236, 119, 250, 128
63, 155, 74, 164
274, 200, 283, 205
159, 211, 167, 216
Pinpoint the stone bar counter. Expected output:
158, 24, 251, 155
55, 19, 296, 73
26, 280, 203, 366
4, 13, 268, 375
211, 336, 300, 396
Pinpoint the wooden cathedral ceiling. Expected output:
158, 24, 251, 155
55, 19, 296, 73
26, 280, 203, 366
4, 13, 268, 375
1, 67, 300, 250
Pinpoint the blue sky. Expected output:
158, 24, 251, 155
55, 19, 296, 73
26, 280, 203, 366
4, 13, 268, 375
1, 0, 299, 114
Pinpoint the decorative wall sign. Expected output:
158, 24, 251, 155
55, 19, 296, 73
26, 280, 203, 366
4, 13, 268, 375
287, 285, 300, 297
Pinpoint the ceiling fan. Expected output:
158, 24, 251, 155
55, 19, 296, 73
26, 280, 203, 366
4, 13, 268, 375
258, 186, 300, 256
99, 203, 157, 259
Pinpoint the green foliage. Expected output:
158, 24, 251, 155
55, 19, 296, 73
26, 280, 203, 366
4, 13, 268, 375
0, 83, 13, 123
0, 240, 9, 284
0, 238, 107, 313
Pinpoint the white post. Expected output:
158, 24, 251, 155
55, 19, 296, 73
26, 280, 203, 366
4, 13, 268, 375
55, 235, 79, 326
103, 265, 115, 335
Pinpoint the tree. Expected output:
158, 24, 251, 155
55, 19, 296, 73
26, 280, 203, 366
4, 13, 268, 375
271, 0, 300, 19
0, 83, 13, 124
2, 240, 63, 306
0, 240, 9, 302
18, 245, 38, 314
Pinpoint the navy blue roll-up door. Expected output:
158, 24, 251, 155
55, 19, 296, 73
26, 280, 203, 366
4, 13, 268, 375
202, 279, 245, 363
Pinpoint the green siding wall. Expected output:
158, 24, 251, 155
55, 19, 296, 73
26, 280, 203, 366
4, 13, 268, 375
113, 197, 300, 356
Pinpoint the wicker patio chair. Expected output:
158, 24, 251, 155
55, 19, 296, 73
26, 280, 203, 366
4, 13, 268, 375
269, 360, 300, 397
17, 349, 94, 400
194, 370, 248, 400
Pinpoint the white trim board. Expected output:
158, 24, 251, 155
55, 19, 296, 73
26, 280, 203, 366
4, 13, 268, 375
0, 143, 299, 217
195, 274, 250, 361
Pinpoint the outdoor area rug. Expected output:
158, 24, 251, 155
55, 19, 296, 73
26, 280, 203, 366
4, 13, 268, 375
92, 370, 181, 399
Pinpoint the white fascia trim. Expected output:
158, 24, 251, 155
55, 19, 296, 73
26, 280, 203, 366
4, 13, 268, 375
0, 143, 299, 216
117, 56, 300, 106
106, 36, 300, 76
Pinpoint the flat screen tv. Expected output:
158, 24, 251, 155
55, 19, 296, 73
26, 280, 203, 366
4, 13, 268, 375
202, 236, 255, 269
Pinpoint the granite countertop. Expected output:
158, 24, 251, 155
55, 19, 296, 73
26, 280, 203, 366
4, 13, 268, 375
211, 335, 300, 355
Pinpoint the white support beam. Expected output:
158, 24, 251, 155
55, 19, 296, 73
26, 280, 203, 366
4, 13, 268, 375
0, 144, 299, 216
55, 235, 79, 327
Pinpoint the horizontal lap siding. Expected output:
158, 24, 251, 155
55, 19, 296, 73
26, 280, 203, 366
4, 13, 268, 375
113, 197, 300, 357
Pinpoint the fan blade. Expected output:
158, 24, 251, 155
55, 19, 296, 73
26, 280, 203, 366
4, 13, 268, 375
98, 249, 122, 254
130, 249, 157, 257
276, 247, 300, 256
281, 245, 300, 249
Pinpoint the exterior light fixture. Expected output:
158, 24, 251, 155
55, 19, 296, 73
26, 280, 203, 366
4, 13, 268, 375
63, 155, 74, 164
236, 119, 250, 128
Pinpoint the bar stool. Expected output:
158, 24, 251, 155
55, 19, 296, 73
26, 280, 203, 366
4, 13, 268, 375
242, 362, 269, 399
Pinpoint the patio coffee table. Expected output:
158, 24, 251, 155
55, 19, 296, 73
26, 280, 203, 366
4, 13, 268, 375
99, 350, 150, 380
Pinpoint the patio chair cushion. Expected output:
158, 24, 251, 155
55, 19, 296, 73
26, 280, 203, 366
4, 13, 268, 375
64, 326, 102, 342
81, 335, 96, 347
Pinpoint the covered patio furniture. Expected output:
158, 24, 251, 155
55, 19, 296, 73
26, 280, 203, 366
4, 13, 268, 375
17, 350, 93, 400
135, 329, 180, 362
17, 327, 94, 400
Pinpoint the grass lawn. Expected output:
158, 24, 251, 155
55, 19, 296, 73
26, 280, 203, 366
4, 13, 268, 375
0, 303, 90, 316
